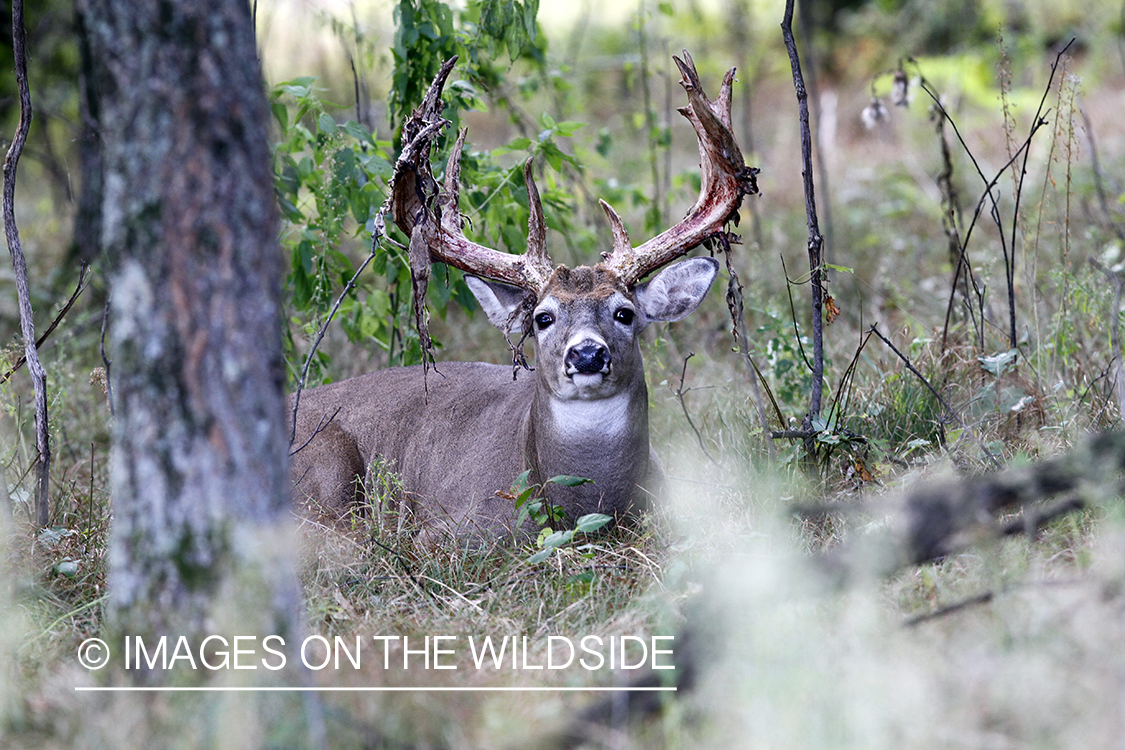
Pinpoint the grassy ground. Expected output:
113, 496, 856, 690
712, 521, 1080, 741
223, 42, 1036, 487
3, 1, 1125, 747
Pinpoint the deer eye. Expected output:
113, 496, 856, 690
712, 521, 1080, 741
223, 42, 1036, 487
614, 308, 635, 325
534, 312, 554, 330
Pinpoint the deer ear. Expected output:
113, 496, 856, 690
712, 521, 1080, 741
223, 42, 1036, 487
634, 256, 719, 323
465, 275, 527, 334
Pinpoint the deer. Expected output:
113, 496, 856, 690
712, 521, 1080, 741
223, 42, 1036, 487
289, 52, 758, 541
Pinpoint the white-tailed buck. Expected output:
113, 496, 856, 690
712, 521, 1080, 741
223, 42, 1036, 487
290, 52, 758, 539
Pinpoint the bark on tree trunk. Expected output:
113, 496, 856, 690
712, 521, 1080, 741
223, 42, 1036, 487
79, 0, 299, 655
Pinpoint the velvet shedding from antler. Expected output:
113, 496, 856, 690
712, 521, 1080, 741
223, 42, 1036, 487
389, 51, 759, 299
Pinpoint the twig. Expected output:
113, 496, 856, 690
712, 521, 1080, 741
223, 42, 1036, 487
868, 324, 1002, 470
1004, 39, 1075, 348
3, 0, 49, 527
99, 298, 113, 415
0, 262, 90, 385
673, 353, 715, 463
931, 105, 982, 350
721, 237, 777, 456
998, 495, 1086, 538
919, 46, 1067, 352
86, 441, 95, 533
905, 562, 1086, 629
289, 407, 342, 458
288, 225, 397, 446
903, 591, 994, 627
796, 0, 835, 264
781, 0, 826, 428
822, 325, 873, 432
1089, 258, 1125, 418
780, 255, 814, 372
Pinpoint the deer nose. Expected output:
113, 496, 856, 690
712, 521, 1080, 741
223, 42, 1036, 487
565, 341, 609, 375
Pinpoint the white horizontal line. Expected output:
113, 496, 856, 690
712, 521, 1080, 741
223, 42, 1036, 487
74, 686, 677, 693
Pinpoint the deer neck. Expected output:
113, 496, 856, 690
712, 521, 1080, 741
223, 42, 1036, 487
528, 376, 651, 518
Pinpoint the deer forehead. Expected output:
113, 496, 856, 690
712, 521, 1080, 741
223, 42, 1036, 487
540, 265, 631, 304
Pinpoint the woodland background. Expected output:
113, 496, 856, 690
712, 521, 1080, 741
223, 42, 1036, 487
1, 0, 1125, 748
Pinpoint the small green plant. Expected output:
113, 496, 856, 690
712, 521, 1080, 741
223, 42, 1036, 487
507, 470, 612, 563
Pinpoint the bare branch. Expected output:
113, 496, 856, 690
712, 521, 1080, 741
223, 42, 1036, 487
0, 262, 90, 385
781, 1, 826, 425
3, 0, 50, 527
673, 353, 716, 463
289, 236, 387, 447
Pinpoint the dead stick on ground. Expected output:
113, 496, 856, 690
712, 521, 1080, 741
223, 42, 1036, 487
3, 0, 50, 527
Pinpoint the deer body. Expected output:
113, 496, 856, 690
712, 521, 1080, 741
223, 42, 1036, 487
290, 261, 716, 538
289, 52, 757, 540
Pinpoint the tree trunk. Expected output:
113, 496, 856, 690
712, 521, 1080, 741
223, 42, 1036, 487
79, 0, 299, 656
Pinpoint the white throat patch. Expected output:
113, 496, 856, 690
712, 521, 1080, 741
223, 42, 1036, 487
548, 391, 632, 439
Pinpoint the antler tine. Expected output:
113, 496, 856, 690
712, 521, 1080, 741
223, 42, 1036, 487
601, 51, 759, 287
598, 199, 632, 260
389, 57, 552, 293
522, 158, 554, 279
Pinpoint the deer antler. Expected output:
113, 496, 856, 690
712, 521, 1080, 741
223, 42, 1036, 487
390, 52, 758, 297
599, 51, 759, 286
390, 57, 555, 294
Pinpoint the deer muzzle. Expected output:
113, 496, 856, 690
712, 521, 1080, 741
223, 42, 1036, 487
565, 340, 610, 377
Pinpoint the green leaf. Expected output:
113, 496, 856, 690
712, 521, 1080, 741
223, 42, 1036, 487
368, 288, 391, 319
575, 513, 612, 533
500, 136, 532, 152
553, 120, 585, 137
54, 559, 79, 578
333, 147, 356, 183
546, 474, 593, 487
342, 120, 374, 144
512, 469, 534, 494
358, 152, 394, 180
523, 0, 539, 39
318, 112, 338, 136
978, 348, 1018, 376
271, 101, 289, 133
278, 76, 316, 98
541, 530, 571, 549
